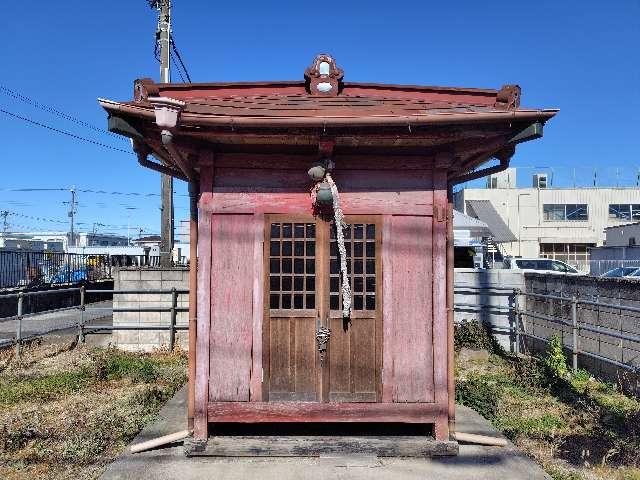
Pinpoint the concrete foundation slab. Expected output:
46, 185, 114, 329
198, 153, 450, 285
100, 387, 550, 480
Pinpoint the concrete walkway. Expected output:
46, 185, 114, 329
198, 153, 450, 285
101, 387, 549, 480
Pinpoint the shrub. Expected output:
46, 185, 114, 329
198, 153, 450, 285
544, 335, 568, 379
513, 356, 549, 388
455, 375, 500, 421
455, 320, 502, 353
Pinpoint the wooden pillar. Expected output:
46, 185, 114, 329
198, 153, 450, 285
432, 162, 449, 441
187, 179, 199, 430
194, 153, 214, 441
446, 185, 456, 435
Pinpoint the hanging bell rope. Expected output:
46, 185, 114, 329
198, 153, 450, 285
309, 163, 352, 319
325, 173, 352, 319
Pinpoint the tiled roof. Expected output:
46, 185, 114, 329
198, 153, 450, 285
175, 94, 501, 119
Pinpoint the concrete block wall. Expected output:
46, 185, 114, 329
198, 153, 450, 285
524, 273, 640, 394
454, 268, 524, 351
113, 267, 189, 352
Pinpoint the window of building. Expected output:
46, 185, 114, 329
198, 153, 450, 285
539, 243, 594, 270
543, 204, 588, 221
608, 204, 640, 221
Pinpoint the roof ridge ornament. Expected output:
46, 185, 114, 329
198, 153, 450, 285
304, 54, 344, 97
494, 84, 521, 110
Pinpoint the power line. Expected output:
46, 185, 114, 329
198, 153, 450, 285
0, 85, 124, 140
170, 49, 186, 83
0, 186, 190, 197
170, 34, 192, 82
0, 107, 134, 155
7, 211, 67, 224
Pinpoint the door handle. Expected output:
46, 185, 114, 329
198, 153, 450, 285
316, 322, 331, 366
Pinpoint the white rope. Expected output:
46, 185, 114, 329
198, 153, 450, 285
325, 173, 352, 318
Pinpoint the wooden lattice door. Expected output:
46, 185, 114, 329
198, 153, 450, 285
263, 215, 381, 403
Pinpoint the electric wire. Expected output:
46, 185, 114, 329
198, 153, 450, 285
170, 49, 186, 83
170, 34, 192, 83
0, 107, 134, 155
0, 85, 124, 140
0, 187, 190, 197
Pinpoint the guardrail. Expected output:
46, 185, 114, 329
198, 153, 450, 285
454, 285, 640, 376
517, 290, 640, 375
3, 284, 639, 378
0, 287, 188, 358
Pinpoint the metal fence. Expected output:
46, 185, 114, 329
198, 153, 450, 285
2, 284, 638, 383
588, 259, 640, 277
0, 250, 175, 290
454, 285, 640, 380
0, 287, 188, 357
518, 291, 640, 377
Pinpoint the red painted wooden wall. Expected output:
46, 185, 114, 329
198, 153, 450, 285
197, 153, 447, 406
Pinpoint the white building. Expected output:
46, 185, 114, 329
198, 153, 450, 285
0, 234, 64, 251
454, 169, 640, 270
4, 231, 129, 252
604, 222, 640, 247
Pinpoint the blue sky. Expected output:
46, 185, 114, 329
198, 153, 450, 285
1, 0, 638, 236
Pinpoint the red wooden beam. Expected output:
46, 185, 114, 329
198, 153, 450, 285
207, 402, 448, 423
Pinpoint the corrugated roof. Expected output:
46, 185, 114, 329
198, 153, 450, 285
465, 200, 517, 243
453, 210, 490, 231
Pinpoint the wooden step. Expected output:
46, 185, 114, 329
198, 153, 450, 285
184, 435, 458, 457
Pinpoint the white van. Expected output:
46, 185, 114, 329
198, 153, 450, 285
503, 257, 585, 275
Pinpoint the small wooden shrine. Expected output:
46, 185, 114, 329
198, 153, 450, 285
100, 54, 556, 454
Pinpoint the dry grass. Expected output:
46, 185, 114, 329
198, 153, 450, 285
455, 324, 640, 480
0, 340, 187, 480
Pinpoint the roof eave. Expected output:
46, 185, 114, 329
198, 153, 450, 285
98, 98, 557, 130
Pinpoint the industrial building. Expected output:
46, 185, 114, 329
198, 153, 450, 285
588, 221, 640, 275
454, 168, 640, 271
2, 231, 130, 252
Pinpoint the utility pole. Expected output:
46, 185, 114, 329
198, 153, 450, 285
68, 188, 77, 248
156, 0, 174, 267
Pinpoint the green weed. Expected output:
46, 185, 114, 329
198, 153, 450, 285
497, 413, 567, 439
544, 335, 569, 379
455, 375, 500, 421
0, 371, 90, 405
89, 349, 157, 383
546, 466, 583, 480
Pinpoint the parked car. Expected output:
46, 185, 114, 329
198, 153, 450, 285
600, 267, 640, 278
49, 265, 88, 284
623, 269, 640, 280
504, 257, 585, 275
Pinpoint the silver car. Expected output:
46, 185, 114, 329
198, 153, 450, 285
600, 267, 640, 278
504, 257, 585, 275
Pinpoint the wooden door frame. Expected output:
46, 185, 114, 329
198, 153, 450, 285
327, 214, 383, 403
262, 214, 383, 403
262, 214, 320, 402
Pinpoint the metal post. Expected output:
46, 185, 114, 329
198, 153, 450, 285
513, 289, 521, 355
16, 292, 23, 359
79, 285, 86, 343
169, 287, 177, 351
571, 295, 578, 373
